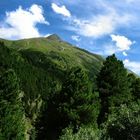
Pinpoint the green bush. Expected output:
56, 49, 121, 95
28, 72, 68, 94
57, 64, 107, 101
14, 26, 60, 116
101, 101, 140, 140
59, 126, 100, 140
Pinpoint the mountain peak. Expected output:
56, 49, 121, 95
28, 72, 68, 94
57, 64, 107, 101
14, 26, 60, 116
47, 34, 62, 41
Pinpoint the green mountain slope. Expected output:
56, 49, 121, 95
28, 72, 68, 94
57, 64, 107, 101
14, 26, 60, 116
1, 34, 103, 76
1, 35, 139, 140
0, 35, 104, 138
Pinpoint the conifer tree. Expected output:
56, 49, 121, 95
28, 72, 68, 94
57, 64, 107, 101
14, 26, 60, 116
58, 67, 99, 128
128, 73, 140, 100
97, 54, 132, 124
45, 67, 99, 139
0, 69, 26, 140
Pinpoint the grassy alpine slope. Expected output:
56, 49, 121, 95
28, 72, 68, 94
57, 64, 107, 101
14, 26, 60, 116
1, 34, 103, 75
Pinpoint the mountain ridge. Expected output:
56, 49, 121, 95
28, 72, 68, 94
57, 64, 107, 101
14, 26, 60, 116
0, 34, 104, 77
0, 35, 138, 78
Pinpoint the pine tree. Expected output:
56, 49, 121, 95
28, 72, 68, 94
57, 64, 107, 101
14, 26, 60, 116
128, 73, 140, 100
97, 54, 132, 124
0, 69, 26, 140
45, 67, 99, 139
58, 67, 99, 127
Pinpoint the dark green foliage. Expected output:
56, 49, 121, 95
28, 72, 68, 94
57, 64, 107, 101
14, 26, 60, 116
59, 101, 140, 140
38, 67, 99, 139
0, 36, 103, 122
57, 67, 99, 127
97, 54, 132, 124
128, 73, 140, 100
101, 101, 140, 140
132, 78, 140, 99
0, 69, 26, 140
0, 37, 139, 140
0, 69, 19, 101
0, 102, 26, 140
59, 125, 99, 140
34, 80, 62, 140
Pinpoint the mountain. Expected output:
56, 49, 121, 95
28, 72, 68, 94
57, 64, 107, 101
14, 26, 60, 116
0, 35, 104, 139
47, 34, 62, 41
0, 35, 140, 140
1, 34, 104, 77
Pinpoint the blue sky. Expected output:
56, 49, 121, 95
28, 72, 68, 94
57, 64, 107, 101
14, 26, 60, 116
0, 0, 140, 74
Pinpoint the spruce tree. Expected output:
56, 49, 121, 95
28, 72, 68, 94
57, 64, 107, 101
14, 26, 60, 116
97, 54, 132, 124
0, 69, 26, 140
58, 67, 99, 128
128, 73, 140, 100
45, 67, 99, 139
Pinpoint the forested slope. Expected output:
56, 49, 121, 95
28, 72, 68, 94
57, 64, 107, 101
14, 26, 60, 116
0, 35, 103, 140
0, 35, 140, 140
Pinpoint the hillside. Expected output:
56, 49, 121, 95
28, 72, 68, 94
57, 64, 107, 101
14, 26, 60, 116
0, 35, 140, 140
0, 34, 103, 76
0, 35, 104, 139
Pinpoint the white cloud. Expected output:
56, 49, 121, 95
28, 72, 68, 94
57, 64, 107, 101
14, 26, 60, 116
124, 59, 140, 74
51, 3, 71, 17
52, 0, 135, 39
67, 11, 132, 38
76, 15, 114, 38
111, 34, 134, 51
53, 0, 138, 39
94, 40, 132, 56
60, 0, 136, 39
123, 51, 128, 56
71, 35, 80, 42
44, 33, 52, 37
99, 35, 134, 56
0, 4, 49, 40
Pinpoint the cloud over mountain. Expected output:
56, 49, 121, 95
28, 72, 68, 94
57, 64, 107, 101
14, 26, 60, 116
51, 3, 71, 17
0, 4, 49, 40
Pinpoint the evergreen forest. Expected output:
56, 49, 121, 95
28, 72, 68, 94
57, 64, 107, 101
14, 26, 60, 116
0, 35, 140, 140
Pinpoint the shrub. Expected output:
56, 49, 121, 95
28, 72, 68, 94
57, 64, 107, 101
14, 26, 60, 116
101, 101, 140, 140
59, 126, 100, 140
